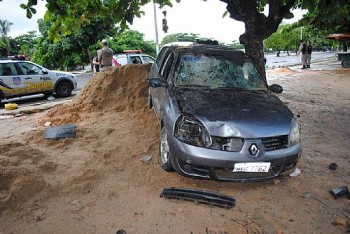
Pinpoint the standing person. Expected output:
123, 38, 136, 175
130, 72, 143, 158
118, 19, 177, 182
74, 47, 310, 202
297, 40, 307, 69
98, 39, 113, 70
306, 41, 312, 68
92, 49, 101, 75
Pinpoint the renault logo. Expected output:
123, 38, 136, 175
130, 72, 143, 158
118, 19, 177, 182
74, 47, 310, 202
249, 144, 259, 157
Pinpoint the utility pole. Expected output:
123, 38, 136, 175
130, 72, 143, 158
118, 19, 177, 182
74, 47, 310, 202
153, 1, 160, 54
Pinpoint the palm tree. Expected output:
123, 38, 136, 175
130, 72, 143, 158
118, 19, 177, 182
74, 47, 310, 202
0, 19, 13, 55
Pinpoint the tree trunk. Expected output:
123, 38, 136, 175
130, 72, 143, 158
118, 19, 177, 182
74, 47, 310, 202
241, 33, 266, 82
221, 0, 296, 83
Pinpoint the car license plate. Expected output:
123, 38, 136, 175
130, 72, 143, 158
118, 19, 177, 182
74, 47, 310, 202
233, 162, 271, 173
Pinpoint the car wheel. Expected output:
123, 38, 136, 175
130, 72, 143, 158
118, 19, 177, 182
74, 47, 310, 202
55, 81, 72, 98
160, 127, 174, 172
341, 60, 350, 68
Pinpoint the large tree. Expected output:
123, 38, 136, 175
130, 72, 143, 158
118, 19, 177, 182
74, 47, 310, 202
33, 17, 117, 70
0, 19, 13, 56
109, 30, 156, 57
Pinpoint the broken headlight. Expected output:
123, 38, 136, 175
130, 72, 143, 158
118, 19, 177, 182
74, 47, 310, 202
211, 137, 244, 152
174, 115, 212, 148
288, 117, 300, 147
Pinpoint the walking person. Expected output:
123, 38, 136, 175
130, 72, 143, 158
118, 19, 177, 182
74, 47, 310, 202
306, 41, 312, 68
98, 39, 113, 70
297, 40, 307, 69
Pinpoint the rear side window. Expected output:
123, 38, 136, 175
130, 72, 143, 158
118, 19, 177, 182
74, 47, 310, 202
0, 63, 17, 76
156, 47, 172, 67
142, 56, 155, 64
160, 52, 175, 81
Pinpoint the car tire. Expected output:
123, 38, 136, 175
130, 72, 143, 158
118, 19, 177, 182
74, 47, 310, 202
55, 81, 72, 98
341, 60, 350, 68
159, 127, 174, 172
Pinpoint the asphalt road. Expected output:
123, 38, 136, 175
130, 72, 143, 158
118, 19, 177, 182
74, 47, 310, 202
265, 51, 337, 68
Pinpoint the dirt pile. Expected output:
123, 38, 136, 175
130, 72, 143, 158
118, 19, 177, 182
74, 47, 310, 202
1, 64, 156, 213
39, 64, 152, 126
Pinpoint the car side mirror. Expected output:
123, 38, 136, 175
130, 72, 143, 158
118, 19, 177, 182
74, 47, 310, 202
42, 69, 48, 74
148, 78, 167, 88
269, 84, 283, 94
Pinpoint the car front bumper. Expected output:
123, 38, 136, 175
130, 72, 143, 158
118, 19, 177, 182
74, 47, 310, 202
168, 133, 301, 182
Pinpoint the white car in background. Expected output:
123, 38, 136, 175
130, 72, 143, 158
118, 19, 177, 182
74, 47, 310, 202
112, 50, 155, 67
0, 60, 77, 103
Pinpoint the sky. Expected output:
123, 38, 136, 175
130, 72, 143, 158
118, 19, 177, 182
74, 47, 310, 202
0, 0, 304, 44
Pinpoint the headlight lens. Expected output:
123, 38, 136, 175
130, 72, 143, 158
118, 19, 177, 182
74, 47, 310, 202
288, 117, 300, 147
174, 115, 212, 148
174, 115, 244, 152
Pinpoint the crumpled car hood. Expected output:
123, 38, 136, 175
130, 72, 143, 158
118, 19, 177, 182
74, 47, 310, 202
175, 88, 293, 138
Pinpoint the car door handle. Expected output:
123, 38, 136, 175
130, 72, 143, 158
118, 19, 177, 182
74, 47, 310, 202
25, 77, 32, 80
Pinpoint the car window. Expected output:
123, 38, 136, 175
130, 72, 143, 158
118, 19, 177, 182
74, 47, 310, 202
130, 56, 142, 64
156, 47, 174, 68
17, 62, 44, 75
160, 52, 174, 81
174, 54, 266, 91
142, 56, 155, 64
1, 63, 17, 76
116, 56, 127, 65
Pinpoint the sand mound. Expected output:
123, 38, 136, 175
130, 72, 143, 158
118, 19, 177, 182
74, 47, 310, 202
0, 142, 51, 212
39, 64, 152, 126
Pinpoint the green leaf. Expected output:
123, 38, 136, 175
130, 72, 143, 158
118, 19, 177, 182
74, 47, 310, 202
30, 7, 37, 14
26, 9, 33, 19
28, 0, 37, 7
20, 3, 27, 9
222, 11, 228, 18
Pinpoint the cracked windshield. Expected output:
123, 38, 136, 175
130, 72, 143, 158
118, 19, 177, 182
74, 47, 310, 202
175, 54, 266, 90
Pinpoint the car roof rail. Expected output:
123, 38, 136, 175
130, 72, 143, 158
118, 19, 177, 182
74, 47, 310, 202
196, 39, 219, 45
123, 50, 142, 54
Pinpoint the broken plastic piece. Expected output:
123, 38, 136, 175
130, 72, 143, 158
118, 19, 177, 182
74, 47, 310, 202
160, 187, 235, 209
140, 155, 152, 162
329, 186, 350, 200
44, 124, 76, 140
328, 163, 337, 170
289, 168, 301, 177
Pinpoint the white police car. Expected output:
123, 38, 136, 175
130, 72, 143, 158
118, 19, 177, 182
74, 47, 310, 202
0, 60, 77, 103
112, 50, 155, 66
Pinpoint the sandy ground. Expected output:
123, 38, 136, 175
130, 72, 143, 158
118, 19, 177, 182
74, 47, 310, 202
0, 62, 349, 234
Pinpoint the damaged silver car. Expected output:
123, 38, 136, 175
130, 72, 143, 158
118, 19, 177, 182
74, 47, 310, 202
148, 42, 301, 182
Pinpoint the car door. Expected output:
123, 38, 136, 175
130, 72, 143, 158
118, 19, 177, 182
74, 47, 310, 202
153, 52, 175, 119
16, 62, 53, 94
0, 62, 27, 97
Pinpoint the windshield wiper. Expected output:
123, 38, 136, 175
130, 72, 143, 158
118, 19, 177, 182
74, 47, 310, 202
176, 84, 211, 88
215, 87, 267, 92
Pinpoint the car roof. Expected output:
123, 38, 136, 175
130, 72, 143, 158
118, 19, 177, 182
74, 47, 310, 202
115, 53, 152, 57
0, 60, 16, 63
160, 42, 246, 66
